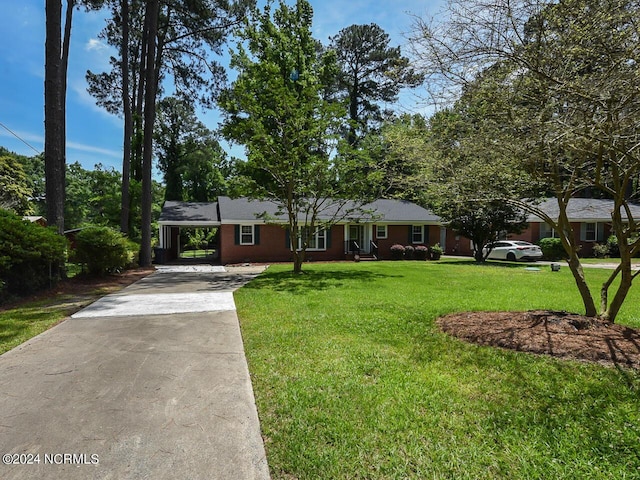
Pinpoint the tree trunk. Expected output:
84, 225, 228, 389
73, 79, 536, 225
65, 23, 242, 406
600, 204, 636, 322
556, 201, 598, 317
120, 0, 132, 235
139, 0, 159, 267
293, 249, 305, 274
44, 0, 68, 235
348, 82, 359, 146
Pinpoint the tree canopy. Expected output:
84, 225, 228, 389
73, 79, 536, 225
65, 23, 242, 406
219, 0, 360, 273
410, 0, 640, 321
329, 23, 422, 146
0, 154, 33, 215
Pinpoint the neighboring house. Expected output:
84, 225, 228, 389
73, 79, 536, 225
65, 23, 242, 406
24, 216, 47, 227
158, 196, 445, 264
158, 196, 640, 263
510, 198, 640, 257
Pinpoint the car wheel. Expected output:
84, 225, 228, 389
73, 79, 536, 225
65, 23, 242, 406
506, 252, 516, 261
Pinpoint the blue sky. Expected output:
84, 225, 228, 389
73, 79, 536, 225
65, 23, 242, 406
0, 0, 442, 173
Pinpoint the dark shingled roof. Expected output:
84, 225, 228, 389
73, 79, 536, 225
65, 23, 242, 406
527, 198, 640, 222
362, 199, 441, 223
159, 197, 440, 224
159, 197, 640, 226
159, 201, 220, 224
216, 196, 441, 223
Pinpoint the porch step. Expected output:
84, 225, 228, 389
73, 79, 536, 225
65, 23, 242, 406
354, 254, 378, 261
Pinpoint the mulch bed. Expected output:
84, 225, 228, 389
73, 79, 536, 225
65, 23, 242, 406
437, 310, 640, 369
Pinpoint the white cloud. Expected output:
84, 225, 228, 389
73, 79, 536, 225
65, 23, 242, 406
85, 38, 108, 52
0, 126, 121, 160
67, 141, 121, 159
0, 127, 43, 151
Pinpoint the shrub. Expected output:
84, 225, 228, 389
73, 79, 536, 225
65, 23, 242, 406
390, 244, 405, 260
73, 226, 135, 275
0, 209, 68, 297
592, 243, 609, 259
606, 235, 620, 258
538, 237, 566, 261
414, 245, 429, 260
429, 243, 443, 260
404, 245, 415, 259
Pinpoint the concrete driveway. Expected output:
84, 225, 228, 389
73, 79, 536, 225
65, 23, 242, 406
0, 265, 270, 480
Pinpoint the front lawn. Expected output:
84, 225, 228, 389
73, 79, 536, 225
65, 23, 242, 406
236, 261, 640, 479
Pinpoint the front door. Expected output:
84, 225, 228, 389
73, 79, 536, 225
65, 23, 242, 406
348, 225, 369, 253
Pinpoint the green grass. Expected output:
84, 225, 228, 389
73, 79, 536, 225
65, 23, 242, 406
578, 257, 640, 265
179, 248, 216, 259
235, 260, 640, 479
0, 297, 78, 355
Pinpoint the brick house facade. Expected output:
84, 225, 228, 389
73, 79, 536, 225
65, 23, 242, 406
158, 197, 638, 263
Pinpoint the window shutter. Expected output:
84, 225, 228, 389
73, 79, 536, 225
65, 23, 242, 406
255, 225, 260, 245
285, 228, 291, 249
424, 226, 429, 245
408, 226, 413, 244
234, 225, 240, 245
326, 227, 332, 248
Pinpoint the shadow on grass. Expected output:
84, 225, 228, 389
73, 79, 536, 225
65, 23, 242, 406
441, 258, 544, 269
242, 267, 402, 293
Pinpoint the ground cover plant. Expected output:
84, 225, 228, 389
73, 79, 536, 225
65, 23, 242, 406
235, 260, 640, 479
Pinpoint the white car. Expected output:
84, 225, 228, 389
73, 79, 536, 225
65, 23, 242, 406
483, 241, 543, 262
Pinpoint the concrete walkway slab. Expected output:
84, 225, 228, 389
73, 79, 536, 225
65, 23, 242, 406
0, 266, 270, 480
154, 265, 227, 274
72, 292, 236, 318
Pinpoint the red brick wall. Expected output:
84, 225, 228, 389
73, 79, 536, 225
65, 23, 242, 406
219, 224, 346, 264
219, 221, 610, 262
373, 224, 441, 259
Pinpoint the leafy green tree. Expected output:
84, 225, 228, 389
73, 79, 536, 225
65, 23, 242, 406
424, 84, 534, 262
65, 162, 92, 229
219, 0, 358, 273
155, 96, 230, 202
411, 0, 640, 321
0, 155, 33, 215
353, 114, 431, 201
329, 23, 422, 146
65, 162, 122, 230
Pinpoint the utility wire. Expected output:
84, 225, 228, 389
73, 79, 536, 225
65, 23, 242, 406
0, 121, 42, 154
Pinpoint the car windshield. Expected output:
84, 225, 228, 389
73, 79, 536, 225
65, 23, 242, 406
513, 241, 533, 246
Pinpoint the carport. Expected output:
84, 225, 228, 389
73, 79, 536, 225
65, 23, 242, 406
157, 201, 221, 263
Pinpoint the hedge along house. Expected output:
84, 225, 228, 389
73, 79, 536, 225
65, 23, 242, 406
158, 196, 445, 264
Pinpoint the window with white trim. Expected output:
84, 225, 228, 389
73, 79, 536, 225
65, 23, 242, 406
581, 222, 603, 242
412, 225, 424, 244
294, 227, 327, 251
376, 225, 388, 239
240, 225, 255, 245
539, 223, 561, 239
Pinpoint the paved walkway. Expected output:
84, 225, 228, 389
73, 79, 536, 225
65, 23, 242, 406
0, 265, 270, 480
